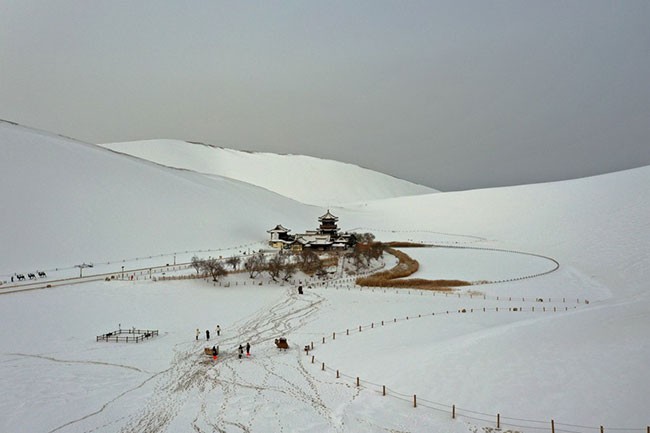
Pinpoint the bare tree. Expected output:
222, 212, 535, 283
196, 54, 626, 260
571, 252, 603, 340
352, 232, 375, 244
348, 241, 383, 271
266, 254, 283, 281
244, 252, 266, 279
298, 249, 322, 275
280, 260, 297, 282
226, 256, 241, 271
191, 255, 203, 275
201, 257, 227, 282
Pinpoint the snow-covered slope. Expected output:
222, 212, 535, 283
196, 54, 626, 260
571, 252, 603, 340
0, 121, 317, 275
100, 139, 437, 206
339, 165, 650, 298
1, 120, 649, 432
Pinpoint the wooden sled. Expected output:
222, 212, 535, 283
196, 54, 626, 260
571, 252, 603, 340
204, 346, 219, 356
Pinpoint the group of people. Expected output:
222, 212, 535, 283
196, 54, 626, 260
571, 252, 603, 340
238, 342, 251, 359
196, 325, 221, 341
196, 325, 251, 359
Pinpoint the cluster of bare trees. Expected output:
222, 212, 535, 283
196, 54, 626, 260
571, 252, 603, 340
190, 232, 381, 285
345, 233, 384, 271
243, 249, 326, 282
191, 256, 227, 282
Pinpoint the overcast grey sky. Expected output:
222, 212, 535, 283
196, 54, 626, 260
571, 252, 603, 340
1, 1, 649, 191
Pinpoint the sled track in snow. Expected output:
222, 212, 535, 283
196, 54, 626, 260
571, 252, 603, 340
116, 286, 353, 433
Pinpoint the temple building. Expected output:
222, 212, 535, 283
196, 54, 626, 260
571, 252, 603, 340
267, 210, 356, 251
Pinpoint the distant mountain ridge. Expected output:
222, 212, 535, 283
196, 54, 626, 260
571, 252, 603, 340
100, 139, 437, 206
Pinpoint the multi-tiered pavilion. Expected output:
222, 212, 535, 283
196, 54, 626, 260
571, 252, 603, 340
267, 210, 355, 251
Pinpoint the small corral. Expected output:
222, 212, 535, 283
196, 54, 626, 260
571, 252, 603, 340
96, 328, 159, 343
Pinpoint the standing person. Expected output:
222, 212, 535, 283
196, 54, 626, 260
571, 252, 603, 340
195, 328, 200, 340
215, 325, 221, 336
246, 342, 251, 356
238, 344, 244, 359
212, 345, 218, 360
206, 329, 210, 340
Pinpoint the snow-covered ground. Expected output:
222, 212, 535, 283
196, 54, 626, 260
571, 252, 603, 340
1, 120, 649, 432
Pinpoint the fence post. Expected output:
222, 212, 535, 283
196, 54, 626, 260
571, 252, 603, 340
356, 377, 360, 387
600, 427, 604, 433
311, 341, 314, 350
311, 355, 314, 364
333, 332, 336, 340
452, 404, 455, 419
551, 420, 555, 433
347, 329, 349, 335
322, 362, 325, 371
359, 325, 362, 332
336, 370, 339, 378
497, 414, 500, 429
413, 395, 417, 408
322, 337, 325, 344
383, 385, 386, 396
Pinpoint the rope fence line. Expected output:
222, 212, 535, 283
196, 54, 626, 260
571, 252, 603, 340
310, 305, 582, 351
8, 241, 265, 276
301, 305, 646, 433
425, 244, 561, 283
317, 279, 588, 305
347, 227, 488, 244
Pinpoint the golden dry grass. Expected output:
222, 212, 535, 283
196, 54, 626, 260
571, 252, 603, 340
383, 241, 431, 248
355, 247, 471, 292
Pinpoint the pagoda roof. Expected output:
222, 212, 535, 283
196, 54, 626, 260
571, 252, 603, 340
267, 224, 291, 233
318, 209, 338, 221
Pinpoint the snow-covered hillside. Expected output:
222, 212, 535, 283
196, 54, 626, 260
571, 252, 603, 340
0, 120, 317, 275
100, 139, 436, 206
1, 120, 649, 432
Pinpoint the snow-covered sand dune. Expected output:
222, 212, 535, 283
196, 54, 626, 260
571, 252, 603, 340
0, 120, 317, 276
1, 120, 649, 432
100, 139, 436, 206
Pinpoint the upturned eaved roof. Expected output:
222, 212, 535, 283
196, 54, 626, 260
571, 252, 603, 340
318, 209, 338, 222
267, 224, 291, 233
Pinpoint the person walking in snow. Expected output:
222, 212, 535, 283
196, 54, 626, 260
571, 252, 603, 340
215, 325, 221, 336
206, 329, 210, 340
238, 344, 244, 359
246, 342, 251, 356
195, 328, 200, 340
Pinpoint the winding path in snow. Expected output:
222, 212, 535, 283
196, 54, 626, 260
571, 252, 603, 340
114, 287, 357, 433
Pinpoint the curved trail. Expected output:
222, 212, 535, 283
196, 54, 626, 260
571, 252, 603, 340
116, 286, 353, 433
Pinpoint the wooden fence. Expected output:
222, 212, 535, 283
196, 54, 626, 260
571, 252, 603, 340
303, 307, 648, 433
96, 328, 159, 343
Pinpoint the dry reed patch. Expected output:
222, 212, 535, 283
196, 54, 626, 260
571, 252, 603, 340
356, 246, 471, 291
383, 241, 432, 248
